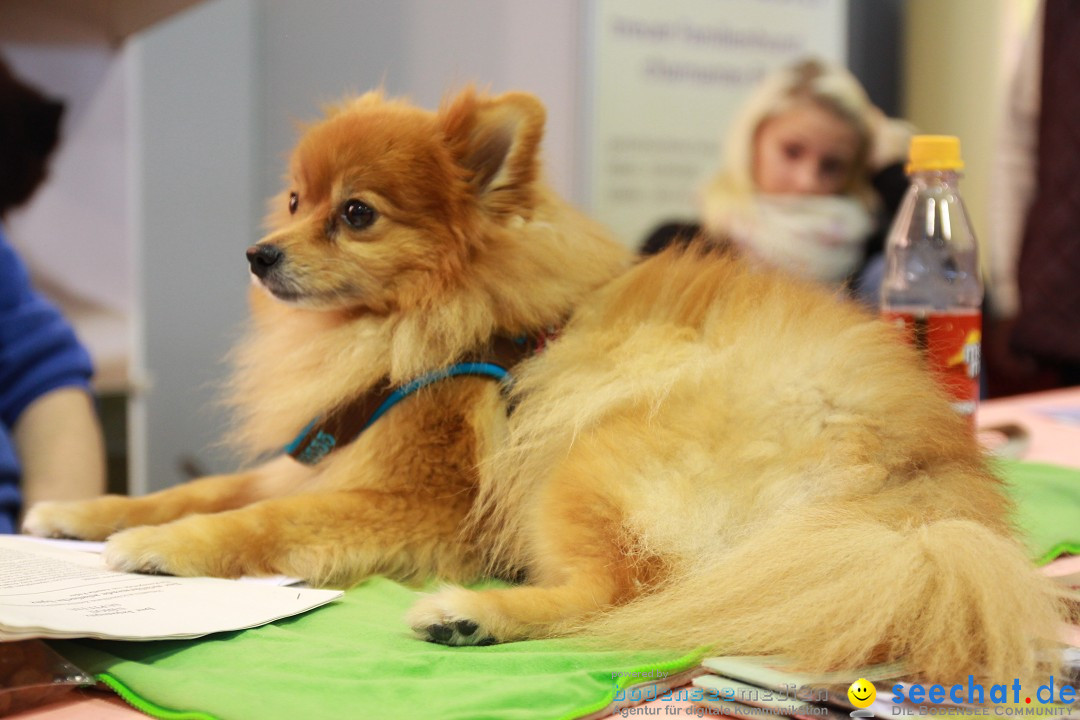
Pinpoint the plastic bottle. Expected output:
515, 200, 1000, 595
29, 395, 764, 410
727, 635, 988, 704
880, 135, 983, 422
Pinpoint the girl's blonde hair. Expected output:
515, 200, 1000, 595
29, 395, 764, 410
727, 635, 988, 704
701, 58, 876, 232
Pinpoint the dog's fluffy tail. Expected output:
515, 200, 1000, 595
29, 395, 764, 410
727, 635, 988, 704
576, 508, 1064, 684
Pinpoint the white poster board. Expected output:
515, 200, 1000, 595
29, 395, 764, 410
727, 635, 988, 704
585, 0, 847, 249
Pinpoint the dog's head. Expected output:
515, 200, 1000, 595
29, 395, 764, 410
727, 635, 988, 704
248, 87, 546, 314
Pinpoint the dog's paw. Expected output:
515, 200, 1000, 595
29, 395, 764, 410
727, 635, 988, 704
103, 514, 256, 578
421, 618, 497, 647
406, 588, 499, 647
102, 526, 183, 575
103, 520, 234, 577
22, 498, 124, 541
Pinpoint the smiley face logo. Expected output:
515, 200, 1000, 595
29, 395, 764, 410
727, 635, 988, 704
848, 678, 876, 708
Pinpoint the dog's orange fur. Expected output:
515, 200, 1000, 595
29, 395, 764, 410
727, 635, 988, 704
25, 89, 1063, 683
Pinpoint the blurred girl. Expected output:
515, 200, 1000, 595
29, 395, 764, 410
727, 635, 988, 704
643, 58, 911, 304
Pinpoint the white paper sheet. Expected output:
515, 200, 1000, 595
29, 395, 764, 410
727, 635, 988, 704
0, 535, 341, 641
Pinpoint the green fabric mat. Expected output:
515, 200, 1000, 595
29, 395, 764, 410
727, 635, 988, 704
999, 458, 1080, 564
54, 577, 699, 720
50, 459, 1078, 720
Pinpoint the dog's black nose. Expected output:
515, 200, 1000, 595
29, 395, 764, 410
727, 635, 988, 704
246, 244, 283, 278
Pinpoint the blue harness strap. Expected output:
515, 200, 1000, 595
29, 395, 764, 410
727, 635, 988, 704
367, 362, 508, 427
285, 362, 511, 466
284, 328, 559, 466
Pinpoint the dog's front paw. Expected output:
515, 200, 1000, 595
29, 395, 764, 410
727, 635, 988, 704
406, 588, 499, 647
22, 497, 130, 541
103, 526, 185, 575
104, 517, 239, 578
103, 513, 261, 578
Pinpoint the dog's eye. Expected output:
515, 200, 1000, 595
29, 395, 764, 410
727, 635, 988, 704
341, 199, 376, 230
289, 192, 299, 215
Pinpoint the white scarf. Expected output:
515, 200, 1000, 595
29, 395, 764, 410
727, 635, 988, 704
724, 195, 874, 285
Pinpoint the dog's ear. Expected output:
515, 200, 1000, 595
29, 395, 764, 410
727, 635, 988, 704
438, 87, 545, 217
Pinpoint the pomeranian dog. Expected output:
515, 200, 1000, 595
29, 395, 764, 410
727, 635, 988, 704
25, 89, 1062, 683
24, 87, 630, 582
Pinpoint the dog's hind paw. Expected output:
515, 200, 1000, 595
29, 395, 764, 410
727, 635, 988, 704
422, 619, 497, 647
406, 589, 499, 647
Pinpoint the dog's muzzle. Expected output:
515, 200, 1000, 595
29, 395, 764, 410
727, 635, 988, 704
246, 244, 283, 278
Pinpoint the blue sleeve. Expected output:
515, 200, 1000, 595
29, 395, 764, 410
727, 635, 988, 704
0, 226, 94, 430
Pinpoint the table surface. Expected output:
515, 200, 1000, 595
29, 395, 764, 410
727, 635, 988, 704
11, 387, 1080, 719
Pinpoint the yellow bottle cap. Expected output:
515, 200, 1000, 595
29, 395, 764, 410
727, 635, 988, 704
906, 135, 964, 173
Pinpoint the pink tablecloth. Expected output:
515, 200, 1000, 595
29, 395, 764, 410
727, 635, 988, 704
977, 386, 1080, 468
7, 690, 139, 719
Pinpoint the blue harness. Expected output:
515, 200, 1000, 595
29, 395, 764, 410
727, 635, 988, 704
283, 330, 556, 465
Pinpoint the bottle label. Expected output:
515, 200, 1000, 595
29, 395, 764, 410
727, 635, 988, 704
881, 309, 982, 419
